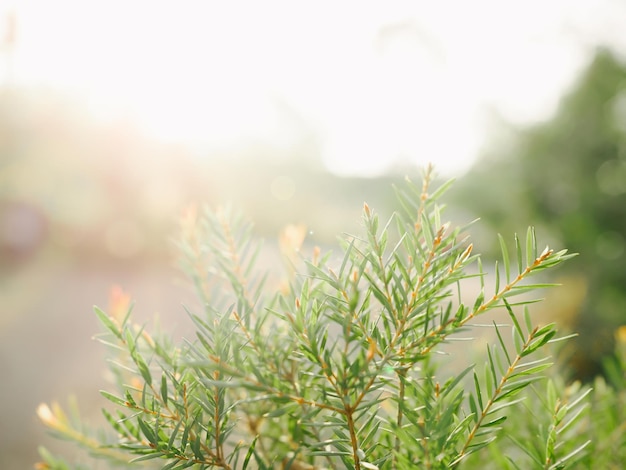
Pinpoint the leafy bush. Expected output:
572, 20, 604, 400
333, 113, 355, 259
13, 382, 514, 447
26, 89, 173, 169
38, 167, 600, 469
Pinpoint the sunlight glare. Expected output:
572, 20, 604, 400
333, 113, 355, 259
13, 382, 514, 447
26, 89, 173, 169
7, 0, 625, 176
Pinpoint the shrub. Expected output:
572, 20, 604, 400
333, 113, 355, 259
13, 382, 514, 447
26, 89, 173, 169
37, 166, 592, 469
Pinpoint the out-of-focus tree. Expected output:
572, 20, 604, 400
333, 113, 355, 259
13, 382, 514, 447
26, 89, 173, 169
452, 48, 626, 382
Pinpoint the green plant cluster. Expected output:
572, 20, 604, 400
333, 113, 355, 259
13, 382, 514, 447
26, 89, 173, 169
38, 167, 619, 469
451, 49, 626, 381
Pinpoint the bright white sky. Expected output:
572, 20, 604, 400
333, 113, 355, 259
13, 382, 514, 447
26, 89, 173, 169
2, 0, 626, 176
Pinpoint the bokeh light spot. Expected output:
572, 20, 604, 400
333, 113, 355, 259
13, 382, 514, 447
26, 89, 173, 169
595, 231, 624, 260
596, 159, 626, 196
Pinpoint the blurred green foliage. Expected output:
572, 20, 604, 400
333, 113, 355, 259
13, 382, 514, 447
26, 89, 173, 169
451, 48, 626, 381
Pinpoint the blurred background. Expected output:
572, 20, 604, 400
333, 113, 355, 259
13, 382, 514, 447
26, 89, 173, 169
1, 1, 626, 467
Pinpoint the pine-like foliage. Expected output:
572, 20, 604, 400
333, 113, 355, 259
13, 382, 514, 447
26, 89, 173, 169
38, 167, 590, 469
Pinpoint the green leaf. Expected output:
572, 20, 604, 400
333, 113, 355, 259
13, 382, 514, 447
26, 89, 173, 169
181, 422, 190, 450
429, 177, 456, 201
547, 332, 578, 344
484, 361, 494, 397
534, 322, 556, 337
512, 326, 524, 356
100, 390, 128, 407
443, 365, 474, 395
242, 435, 258, 470
446, 413, 475, 444
549, 440, 591, 469
133, 352, 152, 386
487, 346, 499, 390
521, 330, 557, 357
137, 417, 156, 444
162, 459, 185, 470
507, 433, 544, 466
124, 390, 137, 407
493, 321, 512, 366
495, 378, 538, 402
94, 306, 122, 340
160, 373, 168, 406
506, 455, 524, 470
509, 362, 552, 379
478, 257, 485, 291
498, 234, 511, 283
558, 404, 589, 435
523, 307, 533, 335
473, 290, 485, 313
129, 452, 165, 463
483, 415, 507, 427
191, 431, 202, 459
526, 226, 536, 268
102, 408, 127, 436
494, 260, 500, 295
422, 213, 435, 248
167, 418, 183, 451
469, 393, 479, 422
488, 397, 527, 415
504, 299, 525, 349
473, 372, 484, 410
515, 233, 523, 275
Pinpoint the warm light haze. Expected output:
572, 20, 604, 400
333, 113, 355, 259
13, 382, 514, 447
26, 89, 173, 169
4, 0, 625, 176
3, 3, 626, 468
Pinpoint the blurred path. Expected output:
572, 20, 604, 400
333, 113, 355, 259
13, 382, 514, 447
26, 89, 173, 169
0, 254, 199, 468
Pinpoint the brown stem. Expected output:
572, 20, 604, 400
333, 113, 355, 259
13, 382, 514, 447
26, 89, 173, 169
457, 325, 539, 461
345, 404, 362, 470
392, 368, 407, 469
